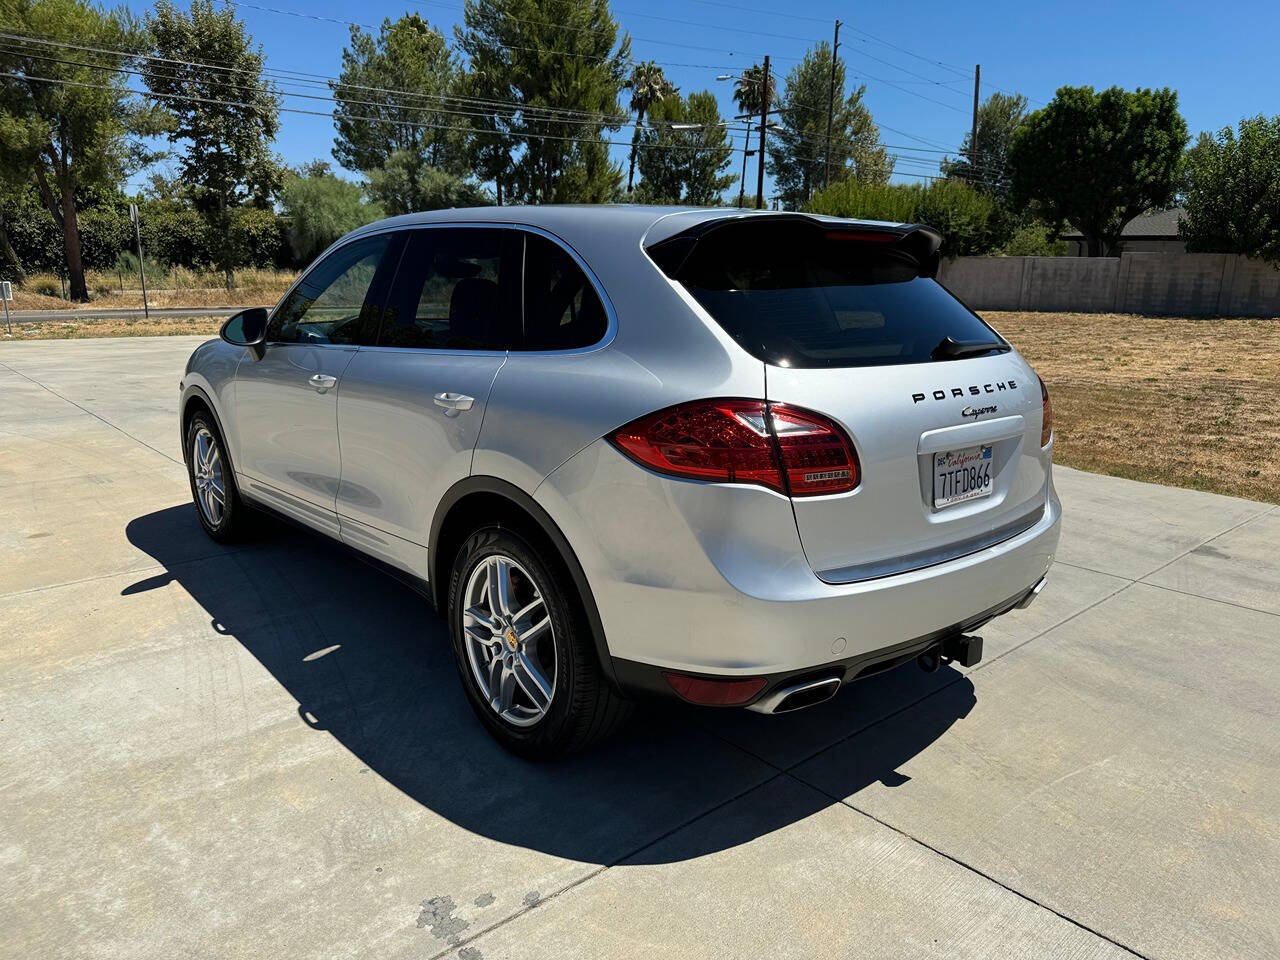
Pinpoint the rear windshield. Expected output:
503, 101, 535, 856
658, 220, 1003, 368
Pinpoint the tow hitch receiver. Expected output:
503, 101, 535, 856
917, 634, 984, 673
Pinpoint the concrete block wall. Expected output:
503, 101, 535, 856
938, 252, 1278, 316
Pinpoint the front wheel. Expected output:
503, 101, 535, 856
185, 411, 251, 542
447, 526, 630, 759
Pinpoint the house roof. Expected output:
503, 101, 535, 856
1064, 207, 1185, 240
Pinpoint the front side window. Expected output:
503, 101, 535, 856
519, 233, 608, 351
379, 228, 519, 350
267, 235, 391, 345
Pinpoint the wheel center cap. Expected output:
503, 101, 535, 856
505, 628, 519, 651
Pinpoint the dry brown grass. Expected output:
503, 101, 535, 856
989, 311, 1280, 503
8, 267, 295, 311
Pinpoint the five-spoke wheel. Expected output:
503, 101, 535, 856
191, 426, 227, 528
462, 555, 557, 727
185, 410, 249, 542
448, 527, 631, 758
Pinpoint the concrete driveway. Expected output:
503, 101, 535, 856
2, 336, 1277, 960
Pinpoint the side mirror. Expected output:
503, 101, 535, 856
220, 307, 269, 360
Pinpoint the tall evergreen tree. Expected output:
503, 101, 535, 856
624, 61, 676, 193
634, 90, 734, 205
769, 42, 890, 210
457, 0, 630, 204
941, 92, 1028, 197
144, 0, 281, 286
0, 0, 160, 300
332, 13, 472, 207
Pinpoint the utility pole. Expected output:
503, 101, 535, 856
823, 20, 842, 191
129, 203, 149, 321
970, 64, 981, 184
756, 55, 770, 210
738, 126, 755, 209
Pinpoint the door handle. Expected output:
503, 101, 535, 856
433, 392, 475, 414
309, 373, 338, 393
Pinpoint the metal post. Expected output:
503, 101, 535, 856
823, 20, 842, 191
756, 55, 770, 210
2, 282, 11, 335
970, 65, 981, 184
130, 203, 149, 320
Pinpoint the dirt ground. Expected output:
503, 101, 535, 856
988, 311, 1280, 503
5, 309, 1277, 503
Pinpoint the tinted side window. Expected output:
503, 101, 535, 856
379, 228, 519, 350
519, 233, 607, 351
267, 235, 391, 345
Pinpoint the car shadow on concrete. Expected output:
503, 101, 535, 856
124, 504, 975, 866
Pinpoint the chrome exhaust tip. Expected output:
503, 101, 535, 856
746, 675, 841, 715
1016, 575, 1048, 610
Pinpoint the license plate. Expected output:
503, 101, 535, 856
933, 445, 994, 508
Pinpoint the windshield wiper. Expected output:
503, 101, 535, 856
931, 336, 1009, 361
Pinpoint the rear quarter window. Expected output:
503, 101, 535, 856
657, 220, 1003, 368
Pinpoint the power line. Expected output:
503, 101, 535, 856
0, 31, 972, 158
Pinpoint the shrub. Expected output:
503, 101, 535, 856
807, 178, 996, 256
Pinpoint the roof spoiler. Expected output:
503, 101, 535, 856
646, 213, 944, 279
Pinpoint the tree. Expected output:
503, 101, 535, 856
457, 0, 630, 204
364, 149, 490, 215
144, 0, 282, 286
624, 60, 676, 194
941, 91, 1028, 197
332, 14, 471, 199
1180, 115, 1280, 265
1009, 85, 1187, 256
731, 62, 775, 119
0, 0, 160, 300
279, 162, 384, 263
769, 41, 890, 209
634, 91, 734, 205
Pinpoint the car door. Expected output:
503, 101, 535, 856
335, 227, 520, 575
234, 233, 397, 537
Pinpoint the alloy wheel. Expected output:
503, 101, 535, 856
462, 554, 557, 727
191, 426, 227, 528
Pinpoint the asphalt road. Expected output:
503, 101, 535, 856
2, 336, 1278, 960
6, 305, 252, 323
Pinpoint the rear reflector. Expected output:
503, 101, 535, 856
662, 672, 767, 706
607, 399, 859, 497
1039, 376, 1053, 447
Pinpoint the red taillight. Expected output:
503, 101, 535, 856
607, 399, 859, 497
662, 671, 767, 706
770, 404, 860, 495
1039, 376, 1053, 447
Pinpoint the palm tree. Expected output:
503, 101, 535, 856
625, 61, 677, 194
732, 63, 775, 119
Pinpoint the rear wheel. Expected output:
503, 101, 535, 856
447, 526, 630, 759
185, 411, 251, 542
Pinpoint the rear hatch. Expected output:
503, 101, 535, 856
648, 214, 1049, 582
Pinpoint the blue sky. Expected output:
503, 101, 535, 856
126, 0, 1278, 199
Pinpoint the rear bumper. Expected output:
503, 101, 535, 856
535, 440, 1061, 691
612, 573, 1046, 707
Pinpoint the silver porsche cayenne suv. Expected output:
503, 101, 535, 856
180, 206, 1061, 758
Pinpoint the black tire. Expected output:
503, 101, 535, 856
184, 409, 252, 543
447, 526, 631, 760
